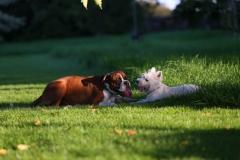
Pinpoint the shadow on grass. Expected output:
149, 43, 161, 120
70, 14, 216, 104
0, 82, 239, 110
0, 103, 29, 109
119, 126, 240, 160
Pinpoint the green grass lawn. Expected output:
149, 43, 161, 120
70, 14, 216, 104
0, 30, 240, 159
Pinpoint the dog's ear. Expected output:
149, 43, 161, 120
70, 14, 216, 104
157, 71, 162, 78
102, 73, 110, 83
150, 67, 156, 73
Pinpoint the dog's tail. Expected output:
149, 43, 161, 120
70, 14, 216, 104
27, 95, 42, 107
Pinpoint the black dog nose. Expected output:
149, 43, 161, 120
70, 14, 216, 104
135, 80, 139, 84
123, 81, 130, 88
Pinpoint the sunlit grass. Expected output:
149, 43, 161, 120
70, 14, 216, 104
1, 106, 240, 159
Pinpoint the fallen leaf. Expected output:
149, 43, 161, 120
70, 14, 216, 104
179, 141, 189, 146
126, 130, 136, 135
89, 105, 93, 109
0, 149, 7, 155
34, 120, 41, 126
206, 112, 212, 116
116, 130, 122, 135
17, 144, 29, 150
223, 126, 230, 130
110, 130, 115, 133
92, 109, 97, 113
42, 108, 46, 112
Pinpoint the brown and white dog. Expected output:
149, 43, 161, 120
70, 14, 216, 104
28, 70, 133, 107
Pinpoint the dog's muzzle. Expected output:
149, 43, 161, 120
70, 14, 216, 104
118, 80, 132, 98
116, 74, 132, 98
117, 80, 130, 92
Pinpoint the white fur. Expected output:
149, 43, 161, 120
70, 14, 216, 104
100, 89, 117, 106
132, 67, 199, 104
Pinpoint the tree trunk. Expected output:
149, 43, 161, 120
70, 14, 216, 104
132, 0, 138, 40
231, 0, 238, 36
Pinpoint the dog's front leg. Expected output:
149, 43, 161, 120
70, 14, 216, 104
99, 95, 117, 106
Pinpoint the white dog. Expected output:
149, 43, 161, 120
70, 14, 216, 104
133, 67, 198, 103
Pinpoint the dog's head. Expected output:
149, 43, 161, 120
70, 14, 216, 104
135, 67, 163, 93
102, 70, 132, 98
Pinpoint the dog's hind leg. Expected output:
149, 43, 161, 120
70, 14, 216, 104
42, 81, 67, 106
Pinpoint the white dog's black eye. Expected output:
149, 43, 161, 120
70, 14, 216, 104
145, 79, 148, 82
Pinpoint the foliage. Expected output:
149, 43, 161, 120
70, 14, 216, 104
172, 0, 240, 30
12, 0, 145, 41
0, 0, 26, 41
